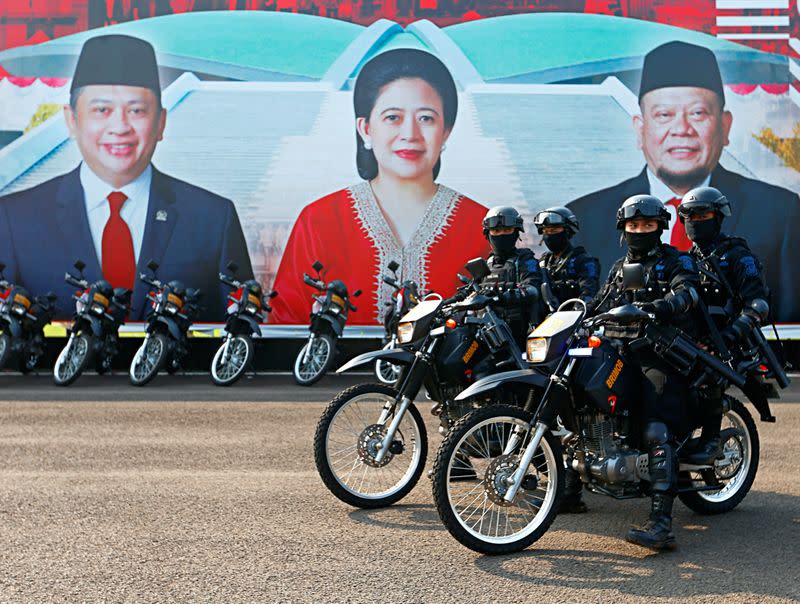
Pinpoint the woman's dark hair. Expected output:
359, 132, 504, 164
354, 49, 458, 181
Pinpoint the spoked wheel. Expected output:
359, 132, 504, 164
294, 333, 334, 386
432, 404, 563, 555
679, 396, 759, 515
314, 383, 428, 508
129, 333, 169, 386
0, 333, 12, 370
53, 333, 94, 386
374, 340, 402, 385
211, 335, 254, 386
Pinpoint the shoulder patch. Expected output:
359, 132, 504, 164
583, 259, 599, 278
678, 255, 696, 271
740, 256, 759, 277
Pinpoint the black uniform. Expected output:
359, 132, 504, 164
539, 244, 600, 306
689, 233, 769, 452
486, 247, 543, 347
593, 243, 700, 436
691, 234, 768, 327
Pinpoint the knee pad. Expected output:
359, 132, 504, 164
648, 442, 678, 494
643, 421, 670, 448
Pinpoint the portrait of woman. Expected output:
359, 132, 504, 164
269, 48, 490, 325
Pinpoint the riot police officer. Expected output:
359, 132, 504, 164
534, 206, 601, 307
533, 206, 601, 514
678, 186, 770, 464
592, 194, 699, 550
482, 206, 542, 348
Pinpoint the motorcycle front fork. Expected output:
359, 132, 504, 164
373, 342, 433, 464
302, 333, 315, 364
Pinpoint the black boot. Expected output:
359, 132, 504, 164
687, 412, 723, 464
626, 493, 676, 550
558, 467, 587, 514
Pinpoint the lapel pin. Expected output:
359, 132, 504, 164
156, 210, 168, 222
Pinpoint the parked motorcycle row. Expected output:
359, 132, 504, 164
313, 257, 790, 554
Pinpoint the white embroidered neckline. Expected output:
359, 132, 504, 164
348, 182, 463, 323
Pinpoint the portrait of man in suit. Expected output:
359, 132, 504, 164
568, 41, 800, 323
0, 34, 253, 321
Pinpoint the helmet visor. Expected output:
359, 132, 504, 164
483, 214, 518, 229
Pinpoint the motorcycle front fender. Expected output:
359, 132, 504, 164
150, 316, 182, 342
312, 313, 344, 337
227, 314, 261, 336
4, 317, 23, 338
455, 368, 549, 401
74, 315, 104, 337
336, 348, 415, 374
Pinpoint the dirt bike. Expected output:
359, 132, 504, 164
0, 262, 57, 373
314, 258, 531, 508
293, 260, 361, 386
129, 260, 202, 386
211, 261, 277, 386
375, 260, 419, 385
53, 259, 131, 385
431, 263, 783, 555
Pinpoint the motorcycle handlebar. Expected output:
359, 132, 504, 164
303, 273, 324, 290
218, 272, 239, 288
382, 275, 399, 289
64, 273, 89, 289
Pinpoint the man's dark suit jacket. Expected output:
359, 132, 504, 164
0, 165, 254, 322
568, 165, 800, 323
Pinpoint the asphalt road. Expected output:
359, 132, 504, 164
0, 376, 798, 602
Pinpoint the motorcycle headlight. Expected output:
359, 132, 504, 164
12, 304, 26, 316
91, 303, 105, 315
526, 337, 548, 363
397, 322, 414, 344
246, 304, 258, 314
165, 302, 179, 315
330, 305, 341, 315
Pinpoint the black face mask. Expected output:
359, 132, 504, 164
625, 231, 661, 254
543, 232, 570, 254
489, 233, 518, 257
684, 219, 720, 247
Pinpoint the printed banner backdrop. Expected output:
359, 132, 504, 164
0, 5, 799, 333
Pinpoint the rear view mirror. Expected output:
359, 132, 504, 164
465, 257, 490, 282
226, 261, 239, 274
621, 263, 646, 291
353, 289, 362, 298
147, 259, 160, 272
269, 290, 279, 298
387, 260, 400, 273
312, 260, 324, 273
74, 259, 86, 272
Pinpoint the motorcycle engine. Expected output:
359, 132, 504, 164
574, 413, 641, 485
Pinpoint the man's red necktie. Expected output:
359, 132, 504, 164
102, 191, 135, 290
664, 197, 692, 251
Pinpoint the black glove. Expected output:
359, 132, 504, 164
723, 313, 756, 344
639, 299, 673, 321
499, 289, 520, 305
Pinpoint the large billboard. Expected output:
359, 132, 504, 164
0, 4, 798, 332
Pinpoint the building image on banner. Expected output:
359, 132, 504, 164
0, 8, 798, 331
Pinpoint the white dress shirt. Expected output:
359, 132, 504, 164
80, 162, 151, 265
645, 169, 711, 244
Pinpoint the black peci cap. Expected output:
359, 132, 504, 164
71, 34, 161, 103
638, 41, 724, 104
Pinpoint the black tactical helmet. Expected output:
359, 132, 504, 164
243, 279, 263, 298
94, 279, 113, 298
166, 280, 186, 297
328, 279, 348, 297
482, 206, 524, 236
615, 194, 670, 230
677, 186, 731, 222
533, 206, 579, 236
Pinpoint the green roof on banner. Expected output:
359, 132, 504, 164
445, 13, 785, 83
0, 12, 363, 80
